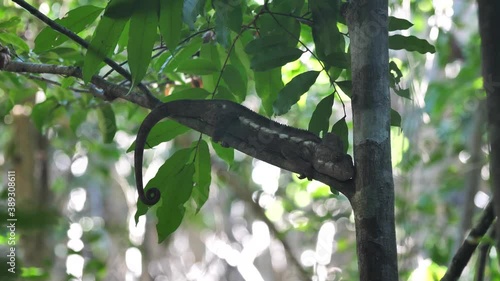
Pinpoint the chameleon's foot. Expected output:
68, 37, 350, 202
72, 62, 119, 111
297, 174, 313, 181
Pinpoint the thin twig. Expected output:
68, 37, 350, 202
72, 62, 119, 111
3, 60, 161, 108
265, 8, 348, 118
441, 202, 495, 281
475, 228, 494, 281
210, 12, 263, 99
10, 0, 155, 99
27, 74, 89, 93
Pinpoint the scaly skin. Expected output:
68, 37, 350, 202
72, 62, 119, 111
134, 99, 354, 206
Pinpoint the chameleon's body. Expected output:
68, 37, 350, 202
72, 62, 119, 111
135, 99, 354, 205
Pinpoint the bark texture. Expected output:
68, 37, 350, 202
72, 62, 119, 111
477, 0, 500, 264
346, 1, 398, 280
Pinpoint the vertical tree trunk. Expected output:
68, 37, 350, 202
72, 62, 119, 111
345, 1, 398, 280
455, 101, 485, 254
12, 109, 53, 267
477, 0, 500, 264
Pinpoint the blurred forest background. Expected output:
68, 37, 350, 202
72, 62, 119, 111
0, 0, 494, 280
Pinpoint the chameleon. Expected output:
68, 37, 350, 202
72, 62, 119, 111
134, 99, 355, 206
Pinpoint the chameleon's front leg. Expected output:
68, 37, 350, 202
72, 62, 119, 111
281, 144, 316, 180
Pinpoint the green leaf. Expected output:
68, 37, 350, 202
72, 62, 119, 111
389, 35, 436, 54
250, 47, 303, 71
328, 66, 343, 81
163, 87, 211, 102
391, 109, 402, 127
213, 0, 243, 32
135, 201, 148, 223
211, 141, 234, 165
155, 150, 195, 242
274, 71, 320, 115
69, 109, 87, 133
127, 120, 189, 152
215, 85, 238, 101
97, 104, 117, 143
105, 0, 137, 18
59, 77, 76, 89
256, 7, 300, 47
310, 0, 344, 63
34, 6, 103, 52
31, 98, 59, 131
222, 64, 247, 102
82, 15, 128, 82
176, 58, 219, 75
227, 52, 249, 101
145, 120, 189, 147
200, 43, 224, 92
324, 52, 350, 69
336, 80, 352, 98
117, 20, 130, 53
230, 34, 251, 75
272, 0, 305, 15
20, 267, 45, 278
163, 37, 203, 73
135, 147, 193, 218
193, 140, 211, 213
159, 0, 183, 50
0, 17, 21, 29
156, 163, 195, 242
0, 33, 29, 54
309, 94, 334, 136
214, 9, 231, 48
310, 185, 333, 199
388, 16, 413, 31
331, 117, 348, 153
128, 0, 159, 87
245, 36, 290, 55
8, 87, 37, 105
183, 0, 206, 29
395, 88, 411, 99
255, 68, 284, 116
389, 61, 403, 84
214, 0, 243, 47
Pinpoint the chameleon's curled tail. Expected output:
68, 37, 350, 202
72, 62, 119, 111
140, 187, 161, 206
134, 103, 172, 206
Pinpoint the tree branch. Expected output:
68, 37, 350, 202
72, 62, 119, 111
10, 0, 155, 99
2, 60, 161, 108
475, 228, 494, 281
441, 202, 495, 281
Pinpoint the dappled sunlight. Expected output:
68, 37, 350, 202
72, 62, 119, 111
474, 191, 489, 208
125, 247, 142, 277
206, 222, 271, 263
65, 254, 84, 279
252, 160, 280, 194
128, 215, 146, 245
316, 222, 336, 265
115, 155, 132, 177
2, 0, 496, 279
67, 223, 84, 251
54, 150, 71, 171
68, 188, 86, 212
70, 155, 88, 177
